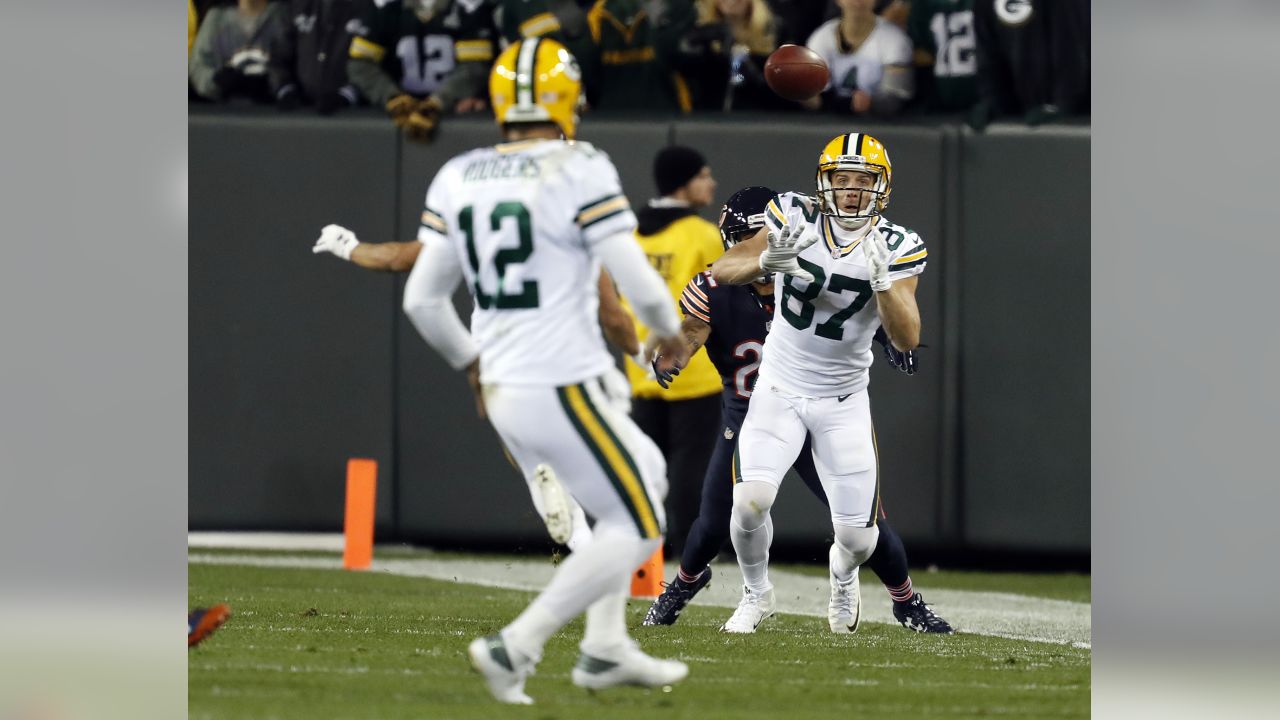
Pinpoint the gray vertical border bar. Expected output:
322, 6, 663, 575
938, 124, 964, 544
389, 131, 404, 540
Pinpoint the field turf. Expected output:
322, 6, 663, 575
189, 558, 1089, 719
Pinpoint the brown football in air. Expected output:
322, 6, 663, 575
764, 44, 830, 102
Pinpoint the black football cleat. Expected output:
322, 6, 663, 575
893, 593, 954, 634
642, 567, 713, 626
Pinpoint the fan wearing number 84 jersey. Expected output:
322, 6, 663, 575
707, 132, 930, 634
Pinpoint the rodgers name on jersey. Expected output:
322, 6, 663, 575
757, 192, 928, 397
418, 139, 635, 386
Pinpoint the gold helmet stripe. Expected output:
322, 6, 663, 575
842, 133, 854, 156
855, 133, 866, 155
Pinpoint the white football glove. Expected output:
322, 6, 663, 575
862, 230, 892, 292
313, 224, 360, 261
759, 223, 819, 283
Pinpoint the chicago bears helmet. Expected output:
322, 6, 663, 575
490, 38, 584, 139
816, 132, 893, 223
717, 185, 777, 251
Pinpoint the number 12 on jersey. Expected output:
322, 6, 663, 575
460, 201, 540, 310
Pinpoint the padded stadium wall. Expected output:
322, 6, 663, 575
189, 110, 1089, 560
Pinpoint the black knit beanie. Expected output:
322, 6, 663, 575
653, 145, 707, 197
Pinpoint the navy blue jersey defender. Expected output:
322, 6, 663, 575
679, 270, 772, 407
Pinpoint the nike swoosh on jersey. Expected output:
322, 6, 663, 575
837, 394, 852, 402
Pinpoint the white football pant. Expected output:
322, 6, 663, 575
736, 383, 880, 526
485, 375, 667, 663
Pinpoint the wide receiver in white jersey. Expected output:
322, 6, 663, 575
393, 38, 690, 703
708, 132, 927, 634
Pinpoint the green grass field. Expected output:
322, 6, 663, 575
189, 555, 1089, 719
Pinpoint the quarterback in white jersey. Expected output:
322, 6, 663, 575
395, 39, 691, 703
415, 138, 636, 386
708, 132, 926, 634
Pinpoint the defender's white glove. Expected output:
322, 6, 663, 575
759, 223, 819, 283
862, 230, 892, 292
313, 224, 360, 261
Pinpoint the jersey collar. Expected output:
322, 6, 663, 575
823, 215, 878, 257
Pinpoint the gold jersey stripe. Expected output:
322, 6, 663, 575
349, 36, 385, 62
766, 200, 785, 226
519, 12, 561, 37
576, 196, 630, 225
420, 210, 446, 232
673, 72, 692, 113
893, 248, 927, 265
454, 40, 494, 62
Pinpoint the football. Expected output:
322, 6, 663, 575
764, 44, 829, 102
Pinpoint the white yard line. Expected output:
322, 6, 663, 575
189, 550, 1091, 649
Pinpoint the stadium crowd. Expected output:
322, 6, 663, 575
188, 0, 1089, 135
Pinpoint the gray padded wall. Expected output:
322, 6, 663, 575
958, 126, 1091, 551
577, 120, 672, 212
189, 114, 398, 530
188, 112, 1089, 555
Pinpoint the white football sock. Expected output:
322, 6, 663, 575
503, 532, 659, 663
580, 585, 628, 658
730, 481, 777, 594
831, 524, 880, 583
731, 518, 772, 594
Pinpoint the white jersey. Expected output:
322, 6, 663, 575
416, 138, 637, 385
757, 192, 928, 397
806, 17, 912, 99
